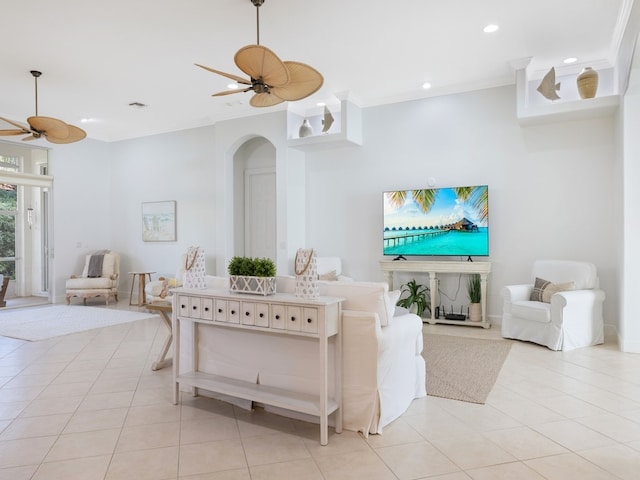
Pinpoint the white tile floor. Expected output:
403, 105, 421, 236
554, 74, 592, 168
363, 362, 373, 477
1, 302, 640, 479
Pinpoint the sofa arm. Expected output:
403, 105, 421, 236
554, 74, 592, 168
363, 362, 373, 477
341, 310, 383, 435
550, 289, 606, 326
501, 284, 533, 303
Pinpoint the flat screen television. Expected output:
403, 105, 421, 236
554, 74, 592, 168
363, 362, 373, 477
383, 185, 489, 257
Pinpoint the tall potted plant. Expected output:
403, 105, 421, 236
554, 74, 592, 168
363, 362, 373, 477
467, 273, 482, 322
228, 256, 277, 295
396, 279, 430, 318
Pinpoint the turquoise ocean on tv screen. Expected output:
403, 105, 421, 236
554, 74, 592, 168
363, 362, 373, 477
383, 227, 488, 256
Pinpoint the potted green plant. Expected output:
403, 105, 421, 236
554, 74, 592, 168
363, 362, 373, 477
396, 279, 430, 318
228, 256, 277, 295
467, 273, 482, 321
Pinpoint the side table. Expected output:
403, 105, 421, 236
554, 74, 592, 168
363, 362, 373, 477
129, 271, 155, 306
146, 302, 173, 371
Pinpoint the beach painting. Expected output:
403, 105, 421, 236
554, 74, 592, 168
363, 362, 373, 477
142, 201, 176, 242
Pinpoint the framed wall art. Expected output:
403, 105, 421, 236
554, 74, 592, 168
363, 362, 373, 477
142, 200, 176, 242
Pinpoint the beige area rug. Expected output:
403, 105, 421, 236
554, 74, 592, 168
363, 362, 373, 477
0, 305, 158, 341
423, 333, 512, 404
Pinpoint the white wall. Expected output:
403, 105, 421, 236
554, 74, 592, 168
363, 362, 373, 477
46, 85, 622, 333
622, 60, 640, 351
108, 126, 217, 282
49, 138, 112, 302
304, 86, 620, 326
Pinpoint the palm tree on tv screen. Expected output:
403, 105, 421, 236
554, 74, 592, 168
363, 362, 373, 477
386, 186, 488, 222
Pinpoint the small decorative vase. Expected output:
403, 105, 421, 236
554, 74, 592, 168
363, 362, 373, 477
298, 119, 313, 138
576, 67, 599, 99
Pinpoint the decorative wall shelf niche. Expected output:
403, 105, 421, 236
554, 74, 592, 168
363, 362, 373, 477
287, 95, 363, 150
512, 57, 620, 126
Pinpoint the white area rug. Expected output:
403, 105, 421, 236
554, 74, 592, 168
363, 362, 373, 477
0, 305, 158, 341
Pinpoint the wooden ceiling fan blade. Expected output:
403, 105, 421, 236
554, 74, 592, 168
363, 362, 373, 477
195, 64, 250, 85
0, 130, 27, 136
272, 62, 324, 101
28, 116, 70, 140
250, 92, 285, 107
0, 116, 30, 132
235, 45, 289, 87
21, 135, 37, 142
46, 124, 86, 144
212, 88, 251, 97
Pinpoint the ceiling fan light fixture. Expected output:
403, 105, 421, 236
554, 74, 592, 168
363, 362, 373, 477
196, 0, 323, 107
0, 70, 86, 144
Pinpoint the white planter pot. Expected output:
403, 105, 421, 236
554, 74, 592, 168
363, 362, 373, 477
229, 275, 276, 296
469, 303, 482, 322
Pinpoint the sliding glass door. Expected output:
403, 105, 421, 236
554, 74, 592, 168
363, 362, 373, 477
0, 143, 51, 303
0, 184, 16, 281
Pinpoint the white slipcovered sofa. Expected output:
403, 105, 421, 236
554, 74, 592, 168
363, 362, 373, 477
177, 275, 426, 436
65, 251, 120, 305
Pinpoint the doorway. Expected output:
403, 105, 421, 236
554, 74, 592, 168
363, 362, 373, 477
0, 143, 51, 308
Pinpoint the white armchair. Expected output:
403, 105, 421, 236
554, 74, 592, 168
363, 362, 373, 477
66, 251, 120, 305
316, 256, 353, 281
501, 260, 605, 351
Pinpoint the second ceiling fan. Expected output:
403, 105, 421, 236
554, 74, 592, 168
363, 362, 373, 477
196, 0, 323, 107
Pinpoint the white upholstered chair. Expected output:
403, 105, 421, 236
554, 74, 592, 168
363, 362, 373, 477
501, 260, 605, 351
66, 251, 120, 305
316, 256, 353, 281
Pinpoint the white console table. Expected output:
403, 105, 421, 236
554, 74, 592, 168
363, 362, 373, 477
171, 288, 343, 445
380, 260, 492, 329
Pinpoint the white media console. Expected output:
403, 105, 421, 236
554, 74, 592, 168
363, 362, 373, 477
380, 260, 492, 328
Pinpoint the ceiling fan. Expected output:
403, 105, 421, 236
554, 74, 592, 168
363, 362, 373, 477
196, 0, 323, 107
0, 70, 86, 144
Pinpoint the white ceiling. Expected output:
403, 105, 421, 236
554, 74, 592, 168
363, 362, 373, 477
0, 0, 633, 142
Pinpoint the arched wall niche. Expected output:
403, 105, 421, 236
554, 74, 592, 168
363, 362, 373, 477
232, 136, 277, 260
213, 111, 306, 276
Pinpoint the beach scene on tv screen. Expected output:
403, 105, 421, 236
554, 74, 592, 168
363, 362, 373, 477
383, 185, 489, 256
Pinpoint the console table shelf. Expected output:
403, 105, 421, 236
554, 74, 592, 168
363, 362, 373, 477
380, 260, 492, 329
176, 371, 339, 417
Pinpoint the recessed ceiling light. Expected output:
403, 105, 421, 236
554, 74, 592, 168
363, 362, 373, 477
227, 83, 239, 90
80, 118, 95, 123
483, 24, 499, 33
316, 102, 326, 107
563, 57, 577, 64
422, 82, 432, 90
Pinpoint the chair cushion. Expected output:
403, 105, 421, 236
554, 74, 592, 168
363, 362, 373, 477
66, 277, 114, 289
81, 253, 116, 279
530, 277, 575, 303
319, 270, 338, 281
511, 300, 551, 323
